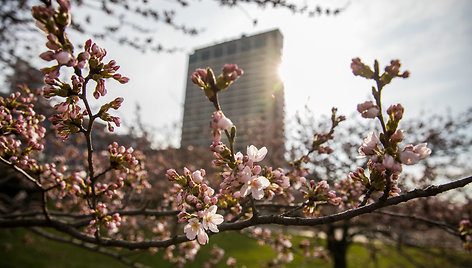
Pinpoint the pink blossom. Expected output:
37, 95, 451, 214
413, 143, 432, 159
55, 51, 72, 65
387, 104, 404, 121
184, 218, 208, 245
238, 166, 252, 183
217, 116, 233, 130
358, 132, 379, 156
390, 129, 405, 143
247, 145, 268, 162
382, 154, 395, 170
211, 111, 233, 131
202, 205, 224, 233
400, 143, 431, 165
240, 176, 270, 200
350, 58, 374, 78
222, 64, 243, 82
192, 170, 204, 184
191, 68, 207, 87
357, 101, 379, 119
40, 51, 55, 61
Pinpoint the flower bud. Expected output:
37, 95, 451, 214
55, 51, 72, 65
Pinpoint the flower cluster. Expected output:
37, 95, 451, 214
33, 0, 128, 139
209, 110, 234, 160
218, 145, 287, 201
191, 64, 243, 102
299, 179, 341, 216
108, 142, 149, 194
108, 142, 139, 170
166, 168, 223, 244
183, 205, 224, 245
335, 172, 366, 210
350, 58, 431, 198
299, 239, 331, 261
249, 228, 295, 265
0, 87, 46, 170
164, 241, 200, 267
86, 203, 122, 235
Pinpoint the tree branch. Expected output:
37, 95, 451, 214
374, 210, 460, 236
0, 175, 470, 249
0, 155, 44, 190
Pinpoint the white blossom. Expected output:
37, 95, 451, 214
247, 145, 268, 162
202, 205, 224, 233
184, 218, 208, 245
241, 176, 270, 200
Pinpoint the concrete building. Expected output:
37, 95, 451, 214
181, 29, 285, 165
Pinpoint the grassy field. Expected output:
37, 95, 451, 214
1, 228, 471, 268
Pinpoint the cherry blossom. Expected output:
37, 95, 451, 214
184, 218, 208, 245
357, 101, 380, 119
400, 143, 431, 165
358, 132, 379, 156
240, 176, 270, 200
247, 145, 268, 162
202, 205, 224, 233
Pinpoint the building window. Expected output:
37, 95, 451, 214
254, 37, 266, 48
227, 43, 237, 55
214, 47, 223, 58
202, 50, 210, 60
241, 40, 251, 51
189, 54, 198, 63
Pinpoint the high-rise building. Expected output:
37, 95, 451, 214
181, 29, 285, 165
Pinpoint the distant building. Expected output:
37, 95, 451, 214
181, 29, 285, 165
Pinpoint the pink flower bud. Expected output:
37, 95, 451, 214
118, 76, 130, 84
400, 146, 419, 165
390, 129, 405, 143
40, 51, 55, 61
55, 51, 72, 65
192, 170, 204, 184
217, 115, 233, 130
382, 154, 395, 170
253, 165, 262, 175
413, 143, 431, 159
233, 191, 241, 199
357, 101, 379, 119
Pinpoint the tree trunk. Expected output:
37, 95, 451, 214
326, 224, 349, 268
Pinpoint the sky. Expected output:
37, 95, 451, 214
69, 0, 472, 146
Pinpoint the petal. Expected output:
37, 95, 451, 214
252, 187, 264, 200
208, 205, 217, 214
184, 224, 197, 240
239, 166, 251, 183
209, 223, 219, 233
240, 183, 250, 197
197, 231, 209, 245
256, 147, 268, 161
247, 145, 256, 156
212, 214, 224, 225
256, 176, 270, 189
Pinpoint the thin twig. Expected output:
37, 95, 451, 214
374, 210, 460, 236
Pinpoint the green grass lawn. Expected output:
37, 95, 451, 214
1, 228, 470, 268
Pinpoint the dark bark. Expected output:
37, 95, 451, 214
326, 223, 350, 268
